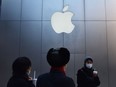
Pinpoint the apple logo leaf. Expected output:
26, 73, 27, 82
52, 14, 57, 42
63, 5, 69, 12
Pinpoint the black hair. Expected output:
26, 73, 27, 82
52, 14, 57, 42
12, 57, 31, 75
47, 47, 70, 67
84, 58, 93, 63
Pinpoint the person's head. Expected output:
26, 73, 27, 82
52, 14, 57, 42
47, 47, 70, 68
12, 57, 32, 75
84, 56, 93, 69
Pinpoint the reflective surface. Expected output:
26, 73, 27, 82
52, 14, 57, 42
64, 0, 84, 20
1, 0, 116, 87
1, 0, 21, 20
106, 0, 116, 20
43, 0, 63, 20
21, 0, 42, 20
85, 0, 105, 20
107, 21, 116, 87
86, 21, 108, 87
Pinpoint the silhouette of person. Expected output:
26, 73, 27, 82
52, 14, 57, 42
77, 56, 100, 87
36, 47, 75, 87
7, 57, 35, 87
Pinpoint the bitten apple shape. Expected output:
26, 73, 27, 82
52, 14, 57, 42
51, 5, 75, 34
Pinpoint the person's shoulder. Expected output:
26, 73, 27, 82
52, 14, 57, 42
77, 68, 83, 72
7, 76, 28, 87
8, 76, 24, 83
65, 76, 74, 82
76, 68, 84, 75
37, 73, 49, 80
64, 76, 75, 86
36, 72, 51, 85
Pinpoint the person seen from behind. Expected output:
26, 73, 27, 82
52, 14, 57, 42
36, 47, 75, 87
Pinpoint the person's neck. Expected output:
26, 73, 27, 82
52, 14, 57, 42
51, 66, 66, 75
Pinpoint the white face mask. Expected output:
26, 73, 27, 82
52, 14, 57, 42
86, 64, 93, 69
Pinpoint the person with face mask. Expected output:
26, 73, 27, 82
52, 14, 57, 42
7, 57, 35, 87
76, 56, 100, 87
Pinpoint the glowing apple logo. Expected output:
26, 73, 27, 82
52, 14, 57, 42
51, 5, 75, 34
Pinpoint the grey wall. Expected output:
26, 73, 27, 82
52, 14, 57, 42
0, 0, 116, 87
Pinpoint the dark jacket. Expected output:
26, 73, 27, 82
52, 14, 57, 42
36, 70, 75, 87
7, 74, 35, 87
77, 67, 100, 87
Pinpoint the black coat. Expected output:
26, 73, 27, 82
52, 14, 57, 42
77, 67, 100, 87
7, 74, 35, 87
36, 70, 75, 87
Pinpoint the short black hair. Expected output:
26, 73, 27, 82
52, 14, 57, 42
12, 57, 31, 75
47, 47, 70, 67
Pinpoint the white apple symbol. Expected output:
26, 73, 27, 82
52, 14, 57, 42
51, 5, 75, 34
